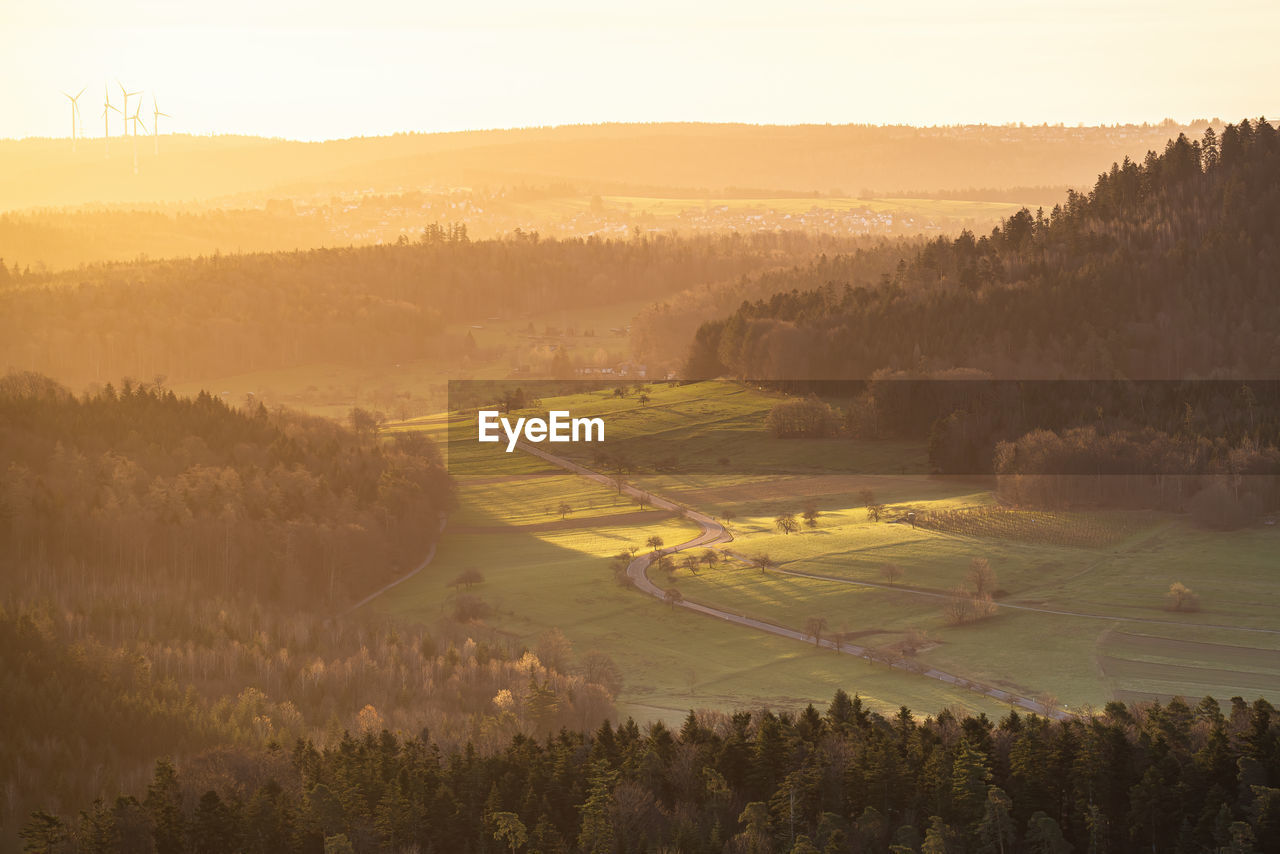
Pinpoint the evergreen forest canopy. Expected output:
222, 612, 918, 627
16, 691, 1280, 854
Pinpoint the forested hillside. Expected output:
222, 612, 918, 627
0, 371, 451, 607
630, 241, 915, 372
691, 119, 1280, 381
0, 373, 625, 847
0, 231, 841, 390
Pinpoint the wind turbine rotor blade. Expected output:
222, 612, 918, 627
75, 87, 86, 100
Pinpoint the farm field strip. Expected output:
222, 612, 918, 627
375, 484, 1011, 720
516, 439, 1073, 717
773, 564, 1280, 635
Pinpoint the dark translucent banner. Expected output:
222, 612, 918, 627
442, 379, 1280, 477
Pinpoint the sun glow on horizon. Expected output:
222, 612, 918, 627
3, 0, 1279, 142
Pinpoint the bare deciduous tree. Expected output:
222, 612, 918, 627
944, 588, 997, 626
882, 563, 903, 585
805, 615, 828, 646
536, 628, 574, 672
579, 651, 624, 697
967, 557, 996, 597
450, 567, 485, 591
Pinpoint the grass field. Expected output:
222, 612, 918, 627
665, 478, 1280, 710
380, 379, 1280, 719
374, 465, 1011, 722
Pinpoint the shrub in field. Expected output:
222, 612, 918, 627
944, 588, 998, 625
453, 594, 492, 622
765, 395, 840, 438
1166, 581, 1200, 612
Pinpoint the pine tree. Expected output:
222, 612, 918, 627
77, 799, 118, 854
951, 738, 992, 829
18, 811, 68, 854
144, 759, 185, 854
191, 790, 238, 854
1025, 811, 1072, 853
577, 761, 618, 854
978, 787, 1016, 854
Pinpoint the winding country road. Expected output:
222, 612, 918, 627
516, 441, 1071, 720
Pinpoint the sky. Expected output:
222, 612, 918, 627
3, 0, 1278, 141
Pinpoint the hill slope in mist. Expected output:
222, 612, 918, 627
1, 121, 1212, 211
690, 118, 1280, 381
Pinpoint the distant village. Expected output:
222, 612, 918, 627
276, 187, 981, 246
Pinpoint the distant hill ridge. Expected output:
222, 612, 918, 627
0, 121, 1215, 211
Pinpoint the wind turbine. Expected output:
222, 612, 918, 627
117, 82, 141, 137
63, 88, 85, 152
130, 102, 148, 174
151, 95, 170, 155
102, 85, 119, 156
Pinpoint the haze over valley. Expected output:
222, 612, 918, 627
4, 2, 1280, 852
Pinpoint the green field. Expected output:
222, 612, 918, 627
656, 473, 1280, 710
380, 379, 1280, 721
374, 468, 1010, 722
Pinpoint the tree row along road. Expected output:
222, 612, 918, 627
515, 441, 1070, 720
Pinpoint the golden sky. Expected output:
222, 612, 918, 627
4, 0, 1278, 140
